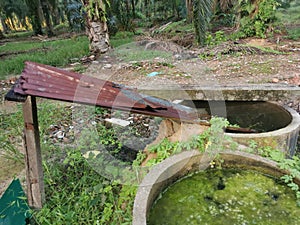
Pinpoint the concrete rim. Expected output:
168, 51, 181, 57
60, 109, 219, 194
226, 105, 300, 138
133, 150, 292, 225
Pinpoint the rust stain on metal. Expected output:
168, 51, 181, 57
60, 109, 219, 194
8, 61, 198, 121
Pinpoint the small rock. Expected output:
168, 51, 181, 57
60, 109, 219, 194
70, 62, 81, 66
54, 130, 65, 139
105, 118, 131, 127
272, 78, 279, 83
103, 64, 112, 69
89, 55, 95, 60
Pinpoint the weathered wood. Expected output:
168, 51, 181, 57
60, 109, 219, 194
22, 96, 44, 209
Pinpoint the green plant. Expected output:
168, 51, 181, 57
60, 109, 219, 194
145, 117, 300, 207
144, 117, 234, 166
0, 36, 89, 79
0, 107, 24, 162
193, 0, 214, 46
72, 64, 87, 73
235, 0, 280, 38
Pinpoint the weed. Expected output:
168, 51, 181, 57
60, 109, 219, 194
144, 117, 233, 166
286, 27, 300, 40
205, 31, 227, 46
72, 64, 87, 73
156, 62, 175, 68
0, 106, 24, 162
2, 99, 300, 224
110, 37, 134, 48
0, 36, 89, 79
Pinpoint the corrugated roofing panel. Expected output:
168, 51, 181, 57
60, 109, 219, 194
8, 61, 198, 121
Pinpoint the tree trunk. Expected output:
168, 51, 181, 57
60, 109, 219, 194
83, 0, 110, 54
25, 0, 44, 35
186, 0, 193, 23
131, 0, 136, 18
0, 18, 8, 33
86, 20, 110, 54
144, 0, 150, 17
51, 4, 61, 26
0, 29, 4, 39
41, 0, 54, 37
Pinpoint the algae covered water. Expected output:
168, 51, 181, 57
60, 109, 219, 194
148, 169, 300, 225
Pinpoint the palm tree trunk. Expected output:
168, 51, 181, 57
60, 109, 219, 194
25, 0, 44, 35
82, 0, 110, 54
0, 17, 8, 34
41, 0, 54, 37
193, 0, 214, 46
0, 29, 4, 39
131, 0, 136, 18
186, 0, 193, 23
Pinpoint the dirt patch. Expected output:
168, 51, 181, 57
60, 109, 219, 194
0, 156, 25, 197
86, 38, 300, 87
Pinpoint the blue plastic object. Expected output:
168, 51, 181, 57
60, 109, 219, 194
147, 72, 160, 77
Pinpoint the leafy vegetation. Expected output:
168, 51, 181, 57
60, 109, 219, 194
1, 99, 300, 224
36, 146, 137, 224
233, 0, 280, 38
1, 0, 298, 50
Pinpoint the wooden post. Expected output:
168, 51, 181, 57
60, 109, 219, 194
22, 96, 45, 209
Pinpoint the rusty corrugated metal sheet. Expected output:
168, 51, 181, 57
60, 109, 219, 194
9, 61, 198, 121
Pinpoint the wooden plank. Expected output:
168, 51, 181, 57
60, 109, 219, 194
22, 96, 45, 209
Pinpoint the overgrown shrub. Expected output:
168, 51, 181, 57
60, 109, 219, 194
237, 0, 280, 38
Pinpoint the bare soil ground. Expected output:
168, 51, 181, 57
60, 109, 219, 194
85, 38, 300, 87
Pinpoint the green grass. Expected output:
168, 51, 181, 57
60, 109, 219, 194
0, 31, 138, 79
0, 101, 137, 224
0, 36, 89, 79
286, 27, 300, 40
110, 31, 135, 48
34, 102, 137, 224
0, 105, 24, 162
1, 101, 300, 223
276, 2, 300, 40
110, 37, 134, 48
5, 31, 34, 39
114, 42, 172, 62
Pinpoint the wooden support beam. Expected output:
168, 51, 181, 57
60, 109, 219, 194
22, 96, 45, 209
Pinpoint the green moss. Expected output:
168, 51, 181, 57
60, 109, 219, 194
148, 169, 300, 225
